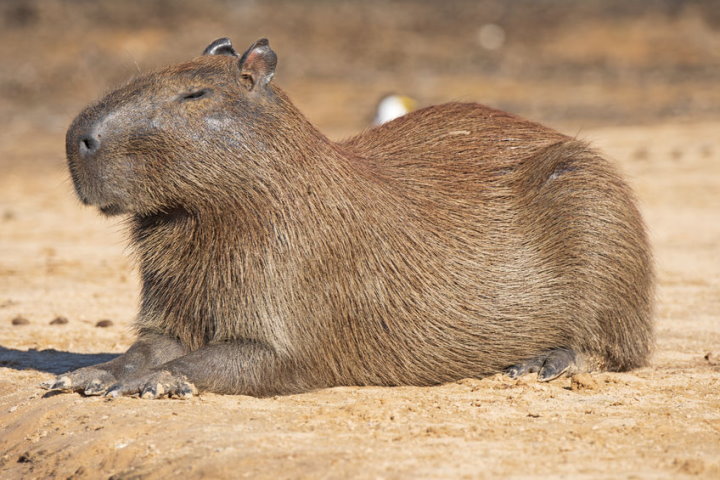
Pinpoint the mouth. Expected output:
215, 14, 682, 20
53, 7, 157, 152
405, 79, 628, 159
98, 204, 126, 216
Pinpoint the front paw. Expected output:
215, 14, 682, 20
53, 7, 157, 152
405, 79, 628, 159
41, 367, 118, 396
105, 370, 197, 400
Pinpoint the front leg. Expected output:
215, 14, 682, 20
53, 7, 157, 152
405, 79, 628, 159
105, 341, 302, 399
41, 333, 187, 395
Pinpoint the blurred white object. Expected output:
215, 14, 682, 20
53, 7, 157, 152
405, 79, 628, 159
477, 23, 506, 50
373, 94, 417, 125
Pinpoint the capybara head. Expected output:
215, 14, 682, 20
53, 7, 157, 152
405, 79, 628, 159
65, 38, 287, 217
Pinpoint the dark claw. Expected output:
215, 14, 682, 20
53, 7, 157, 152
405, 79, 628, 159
84, 379, 108, 396
537, 348, 576, 381
39, 379, 55, 390
44, 376, 73, 391
176, 383, 195, 399
141, 384, 160, 399
538, 363, 562, 381
104, 385, 123, 398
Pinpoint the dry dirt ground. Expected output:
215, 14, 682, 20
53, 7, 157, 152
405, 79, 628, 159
1, 1, 720, 479
1, 120, 719, 479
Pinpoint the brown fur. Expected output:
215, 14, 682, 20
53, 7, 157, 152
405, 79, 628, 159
57, 39, 654, 398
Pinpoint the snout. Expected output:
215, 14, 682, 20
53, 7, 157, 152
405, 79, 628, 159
77, 131, 101, 159
66, 114, 97, 203
65, 109, 121, 210
66, 111, 103, 163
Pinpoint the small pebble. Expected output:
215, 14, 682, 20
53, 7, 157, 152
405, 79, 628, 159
704, 352, 720, 366
95, 319, 114, 328
17, 451, 33, 463
50, 316, 68, 325
11, 316, 29, 326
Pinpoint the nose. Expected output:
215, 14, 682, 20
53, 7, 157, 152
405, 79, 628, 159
78, 133, 100, 158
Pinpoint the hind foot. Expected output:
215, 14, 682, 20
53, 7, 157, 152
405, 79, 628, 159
506, 347, 577, 382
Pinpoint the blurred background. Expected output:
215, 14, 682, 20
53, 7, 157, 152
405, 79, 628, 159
1, 0, 719, 153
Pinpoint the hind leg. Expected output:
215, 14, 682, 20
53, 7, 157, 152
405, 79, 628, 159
506, 347, 577, 381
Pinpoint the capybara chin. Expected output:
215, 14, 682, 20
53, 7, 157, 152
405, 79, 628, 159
46, 37, 653, 399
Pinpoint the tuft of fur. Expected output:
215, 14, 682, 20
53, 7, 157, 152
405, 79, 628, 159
63, 51, 654, 397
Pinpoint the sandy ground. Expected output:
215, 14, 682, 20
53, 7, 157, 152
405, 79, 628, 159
0, 119, 719, 479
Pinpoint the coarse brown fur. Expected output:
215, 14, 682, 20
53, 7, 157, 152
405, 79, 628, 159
51, 38, 654, 398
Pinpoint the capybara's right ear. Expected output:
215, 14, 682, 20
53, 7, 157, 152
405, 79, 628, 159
238, 38, 277, 91
203, 38, 238, 56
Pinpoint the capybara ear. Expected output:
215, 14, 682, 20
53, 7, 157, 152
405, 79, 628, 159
202, 38, 238, 57
238, 38, 277, 91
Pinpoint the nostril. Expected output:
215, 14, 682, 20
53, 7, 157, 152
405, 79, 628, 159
79, 135, 100, 156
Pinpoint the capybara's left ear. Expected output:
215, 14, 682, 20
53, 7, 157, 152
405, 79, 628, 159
238, 38, 277, 91
202, 38, 238, 57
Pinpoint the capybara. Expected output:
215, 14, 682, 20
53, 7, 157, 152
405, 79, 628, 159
45, 37, 654, 399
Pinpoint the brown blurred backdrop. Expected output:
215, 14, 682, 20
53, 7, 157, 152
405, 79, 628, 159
1, 0, 719, 158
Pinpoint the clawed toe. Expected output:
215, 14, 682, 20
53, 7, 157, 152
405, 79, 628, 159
175, 382, 197, 399
140, 383, 163, 399
83, 379, 110, 396
103, 371, 197, 400
40, 375, 73, 391
104, 385, 123, 398
506, 347, 577, 382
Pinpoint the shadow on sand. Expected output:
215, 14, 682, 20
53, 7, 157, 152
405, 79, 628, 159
0, 346, 118, 375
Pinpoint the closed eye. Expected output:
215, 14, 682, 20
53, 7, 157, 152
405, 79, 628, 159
179, 88, 212, 101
